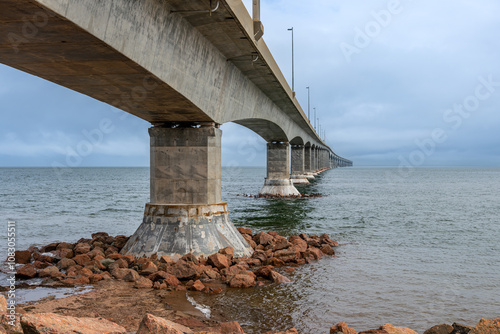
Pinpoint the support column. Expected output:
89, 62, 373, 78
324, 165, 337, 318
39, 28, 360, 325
304, 145, 315, 179
259, 141, 300, 196
122, 124, 252, 259
290, 145, 309, 184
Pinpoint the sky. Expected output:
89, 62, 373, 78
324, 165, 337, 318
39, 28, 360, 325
1, 0, 500, 168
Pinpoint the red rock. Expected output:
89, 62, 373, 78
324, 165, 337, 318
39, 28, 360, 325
86, 259, 106, 271
162, 274, 181, 287
255, 244, 265, 251
108, 258, 128, 270
159, 255, 175, 265
32, 260, 52, 269
380, 324, 418, 334
320, 233, 339, 247
14, 250, 31, 264
320, 244, 335, 256
358, 330, 387, 333
91, 232, 109, 239
305, 247, 324, 260
253, 232, 274, 246
73, 254, 92, 266
270, 271, 291, 283
134, 277, 153, 289
136, 257, 149, 265
148, 270, 169, 281
181, 253, 199, 264
254, 265, 274, 279
17, 264, 37, 278
251, 250, 267, 262
299, 233, 308, 240
423, 324, 453, 334
141, 261, 158, 274
107, 253, 123, 260
73, 243, 91, 255
20, 312, 127, 333
242, 234, 258, 249
89, 274, 104, 283
32, 252, 56, 263
77, 268, 93, 277
56, 248, 74, 259
190, 280, 205, 292
94, 254, 105, 262
222, 264, 250, 277
169, 260, 199, 280
237, 227, 253, 235
229, 274, 256, 288
62, 276, 90, 285
289, 236, 308, 253
136, 313, 193, 334
123, 269, 141, 282
246, 258, 261, 267
208, 253, 230, 270
122, 254, 135, 265
471, 318, 500, 334
451, 323, 474, 334
274, 247, 300, 263
266, 257, 285, 267
40, 242, 58, 252
219, 247, 235, 258
38, 266, 60, 278
273, 238, 292, 251
56, 242, 73, 250
101, 272, 113, 280
330, 322, 357, 334
87, 248, 105, 259
111, 268, 133, 280
286, 329, 299, 334
203, 268, 221, 280
220, 321, 245, 333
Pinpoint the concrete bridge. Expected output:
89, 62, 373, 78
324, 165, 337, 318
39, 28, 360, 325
1, 0, 352, 258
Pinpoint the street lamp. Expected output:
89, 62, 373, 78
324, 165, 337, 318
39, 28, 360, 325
288, 27, 294, 92
306, 86, 310, 121
313, 107, 317, 129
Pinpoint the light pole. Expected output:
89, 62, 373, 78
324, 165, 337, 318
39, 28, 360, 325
306, 86, 310, 121
313, 107, 317, 129
288, 27, 294, 92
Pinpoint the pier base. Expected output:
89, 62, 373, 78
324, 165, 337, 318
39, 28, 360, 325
290, 174, 310, 184
122, 203, 253, 258
259, 179, 300, 196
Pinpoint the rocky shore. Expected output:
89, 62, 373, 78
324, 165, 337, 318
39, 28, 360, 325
1, 229, 498, 333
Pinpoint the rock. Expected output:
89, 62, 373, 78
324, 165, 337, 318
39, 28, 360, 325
266, 257, 285, 267
286, 329, 299, 334
32, 261, 51, 269
254, 265, 274, 279
77, 268, 94, 277
229, 274, 256, 288
163, 274, 182, 287
87, 248, 105, 259
141, 261, 158, 274
0, 295, 7, 313
273, 238, 292, 251
160, 255, 175, 265
91, 232, 109, 239
270, 271, 291, 283
112, 235, 129, 250
56, 248, 74, 259
89, 274, 104, 283
40, 242, 58, 253
20, 313, 127, 333
305, 247, 323, 260
320, 233, 339, 247
330, 322, 357, 334
251, 250, 267, 263
169, 260, 199, 280
14, 250, 31, 264
289, 236, 308, 253
219, 247, 235, 258
104, 246, 119, 257
56, 242, 73, 250
107, 253, 123, 260
452, 323, 474, 334
108, 258, 128, 270
237, 227, 253, 235
32, 253, 55, 264
222, 264, 251, 278
471, 318, 500, 334
100, 258, 115, 269
320, 245, 336, 256
86, 259, 106, 271
242, 234, 258, 249
190, 280, 205, 292
38, 266, 60, 278
274, 247, 300, 263
17, 264, 37, 278
73, 243, 91, 255
208, 253, 230, 270
253, 232, 274, 246
380, 324, 418, 334
56, 258, 76, 270
136, 313, 193, 334
111, 268, 134, 280
358, 330, 387, 334
424, 324, 453, 334
123, 269, 141, 282
134, 277, 153, 289
181, 253, 199, 265
122, 254, 135, 265
73, 254, 92, 266
220, 321, 245, 333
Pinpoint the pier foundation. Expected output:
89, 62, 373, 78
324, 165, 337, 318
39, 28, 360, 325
290, 144, 309, 184
259, 142, 300, 196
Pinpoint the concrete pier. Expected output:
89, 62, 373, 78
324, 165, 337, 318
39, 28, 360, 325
259, 142, 300, 196
122, 124, 253, 258
290, 144, 309, 184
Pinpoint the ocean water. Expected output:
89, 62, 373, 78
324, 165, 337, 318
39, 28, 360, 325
1, 167, 499, 333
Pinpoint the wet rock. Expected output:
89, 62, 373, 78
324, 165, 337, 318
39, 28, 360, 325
38, 266, 60, 278
40, 242, 58, 253
320, 233, 339, 247
253, 232, 274, 246
288, 236, 308, 253
32, 260, 51, 270
229, 274, 256, 288
20, 313, 126, 333
14, 250, 31, 264
471, 318, 500, 334
123, 269, 141, 282
274, 247, 300, 263
32, 253, 55, 264
190, 280, 205, 292
380, 324, 418, 334
208, 253, 230, 270
305, 247, 323, 260
270, 271, 291, 284
220, 321, 245, 333
169, 260, 199, 280
136, 313, 193, 334
424, 324, 453, 334
452, 323, 474, 334
330, 322, 357, 334
134, 277, 153, 289
237, 227, 253, 235
254, 265, 274, 279
17, 264, 37, 279
320, 245, 335, 256
73, 254, 92, 266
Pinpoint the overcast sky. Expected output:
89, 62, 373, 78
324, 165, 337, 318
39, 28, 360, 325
1, 0, 500, 168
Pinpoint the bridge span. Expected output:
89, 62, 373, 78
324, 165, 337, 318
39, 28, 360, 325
1, 0, 352, 258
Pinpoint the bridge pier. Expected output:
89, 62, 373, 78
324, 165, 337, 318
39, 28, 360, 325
304, 145, 315, 179
290, 145, 309, 184
259, 142, 300, 196
122, 124, 252, 258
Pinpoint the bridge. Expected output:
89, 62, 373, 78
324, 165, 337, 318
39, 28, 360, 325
1, 0, 352, 258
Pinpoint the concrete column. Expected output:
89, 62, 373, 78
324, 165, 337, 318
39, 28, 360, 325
259, 141, 300, 196
290, 145, 309, 184
122, 124, 252, 259
304, 146, 315, 179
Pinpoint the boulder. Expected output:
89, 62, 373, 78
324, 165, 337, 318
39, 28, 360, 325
169, 260, 199, 280
273, 238, 292, 251
242, 234, 258, 249
320, 245, 336, 256
40, 242, 58, 253
190, 280, 205, 292
254, 265, 274, 279
111, 268, 133, 280
424, 324, 453, 334
0, 295, 7, 313
38, 266, 60, 278
20, 313, 126, 333
134, 277, 153, 289
270, 271, 291, 284
73, 254, 92, 266
229, 274, 256, 288
207, 253, 230, 270
141, 261, 158, 275
181, 253, 199, 265
17, 264, 37, 278
288, 236, 308, 253
159, 256, 176, 265
380, 324, 418, 334
320, 233, 339, 247
137, 313, 193, 334
91, 232, 109, 239
123, 269, 141, 282
253, 232, 274, 246
220, 321, 245, 333
251, 250, 267, 263
56, 248, 74, 259
471, 318, 500, 334
330, 322, 357, 334
14, 250, 31, 264
237, 227, 253, 235
219, 247, 235, 258
452, 323, 474, 334
73, 243, 91, 255
56, 258, 76, 270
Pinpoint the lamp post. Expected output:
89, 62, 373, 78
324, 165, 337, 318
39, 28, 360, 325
306, 86, 310, 121
288, 27, 294, 92
313, 107, 317, 129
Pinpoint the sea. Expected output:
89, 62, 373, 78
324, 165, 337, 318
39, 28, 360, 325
0, 166, 499, 333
